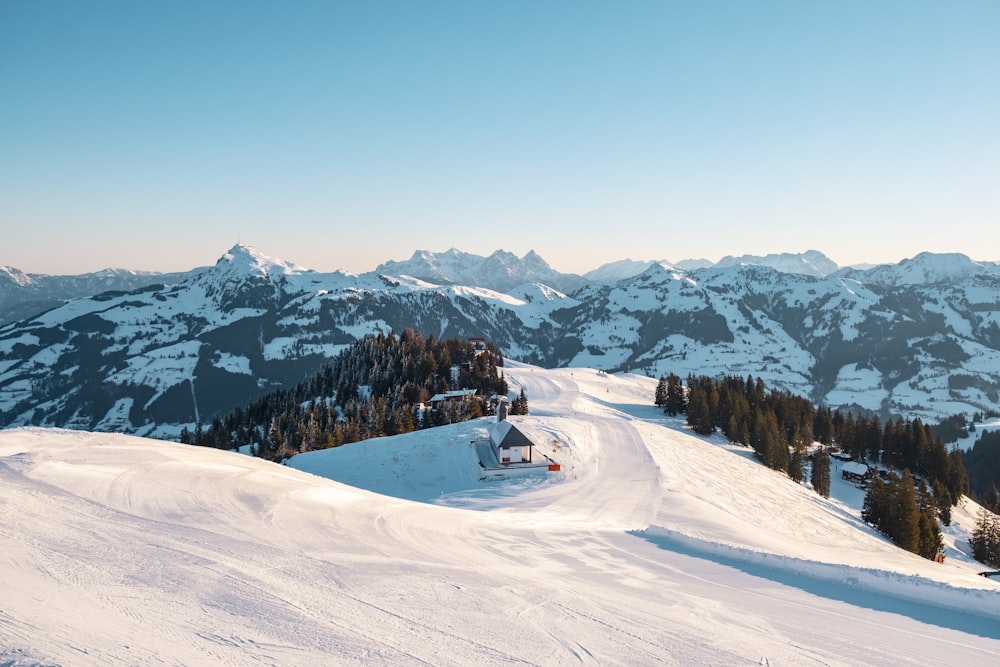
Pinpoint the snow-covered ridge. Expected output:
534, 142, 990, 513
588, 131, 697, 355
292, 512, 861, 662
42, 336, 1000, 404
375, 247, 589, 293
842, 251, 1000, 286
582, 258, 674, 284
0, 266, 33, 287
215, 243, 312, 278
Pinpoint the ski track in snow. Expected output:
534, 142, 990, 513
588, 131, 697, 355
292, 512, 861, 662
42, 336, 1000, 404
2, 363, 1000, 665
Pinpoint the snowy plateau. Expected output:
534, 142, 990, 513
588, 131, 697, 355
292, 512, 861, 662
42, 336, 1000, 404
3, 363, 1000, 665
3, 244, 1000, 438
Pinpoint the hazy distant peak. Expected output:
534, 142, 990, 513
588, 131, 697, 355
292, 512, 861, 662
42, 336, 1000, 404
584, 259, 664, 284
848, 251, 1000, 286
375, 248, 583, 293
673, 258, 714, 271
0, 266, 33, 287
714, 250, 839, 277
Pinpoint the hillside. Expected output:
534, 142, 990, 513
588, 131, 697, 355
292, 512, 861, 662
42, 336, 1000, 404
3, 363, 1000, 665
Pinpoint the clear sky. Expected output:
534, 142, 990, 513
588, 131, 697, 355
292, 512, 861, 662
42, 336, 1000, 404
2, 1, 998, 276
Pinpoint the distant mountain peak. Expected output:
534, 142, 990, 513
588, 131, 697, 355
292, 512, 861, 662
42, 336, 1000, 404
584, 259, 673, 284
217, 244, 309, 279
375, 248, 584, 293
848, 251, 998, 286
715, 250, 839, 277
0, 266, 33, 287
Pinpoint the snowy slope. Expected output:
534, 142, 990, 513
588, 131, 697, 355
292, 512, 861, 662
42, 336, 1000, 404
4, 363, 1000, 665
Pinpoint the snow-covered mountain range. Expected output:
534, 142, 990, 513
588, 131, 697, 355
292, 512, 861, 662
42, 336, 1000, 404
0, 264, 206, 326
2, 244, 1000, 437
3, 365, 1000, 664
375, 247, 591, 294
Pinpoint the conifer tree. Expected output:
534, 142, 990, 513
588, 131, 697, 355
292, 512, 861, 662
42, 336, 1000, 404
946, 449, 969, 501
664, 373, 686, 416
888, 470, 921, 554
789, 443, 805, 483
918, 511, 943, 561
467, 396, 483, 419
862, 474, 888, 533
933, 479, 953, 526
268, 417, 284, 457
811, 447, 831, 498
984, 481, 1000, 513
813, 407, 834, 445
970, 508, 1000, 568
916, 480, 943, 560
686, 384, 714, 435
654, 376, 668, 408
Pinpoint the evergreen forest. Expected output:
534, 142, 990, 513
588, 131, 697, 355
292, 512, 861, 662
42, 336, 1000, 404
180, 330, 514, 461
655, 372, 969, 561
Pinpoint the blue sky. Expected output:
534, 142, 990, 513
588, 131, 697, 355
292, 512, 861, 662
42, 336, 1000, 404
2, 1, 998, 275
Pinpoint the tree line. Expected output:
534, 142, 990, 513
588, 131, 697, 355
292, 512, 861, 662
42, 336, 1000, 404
181, 330, 513, 461
655, 372, 969, 561
862, 469, 945, 561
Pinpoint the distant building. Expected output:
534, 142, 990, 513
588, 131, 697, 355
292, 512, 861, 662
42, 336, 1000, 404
427, 389, 478, 410
487, 419, 534, 465
842, 461, 870, 483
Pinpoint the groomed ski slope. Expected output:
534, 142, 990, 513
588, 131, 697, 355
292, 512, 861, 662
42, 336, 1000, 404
2, 361, 999, 665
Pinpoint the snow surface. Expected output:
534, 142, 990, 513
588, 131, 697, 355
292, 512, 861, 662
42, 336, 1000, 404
3, 362, 1000, 665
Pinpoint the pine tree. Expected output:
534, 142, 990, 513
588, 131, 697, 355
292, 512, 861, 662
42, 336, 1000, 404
664, 373, 686, 416
686, 385, 714, 435
946, 448, 969, 501
917, 511, 943, 561
862, 474, 888, 532
789, 443, 805, 483
887, 470, 921, 554
970, 508, 1000, 568
813, 406, 834, 445
268, 417, 284, 457
916, 480, 942, 560
654, 376, 668, 408
811, 447, 831, 498
933, 479, 953, 526
467, 396, 483, 419
984, 481, 1000, 513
